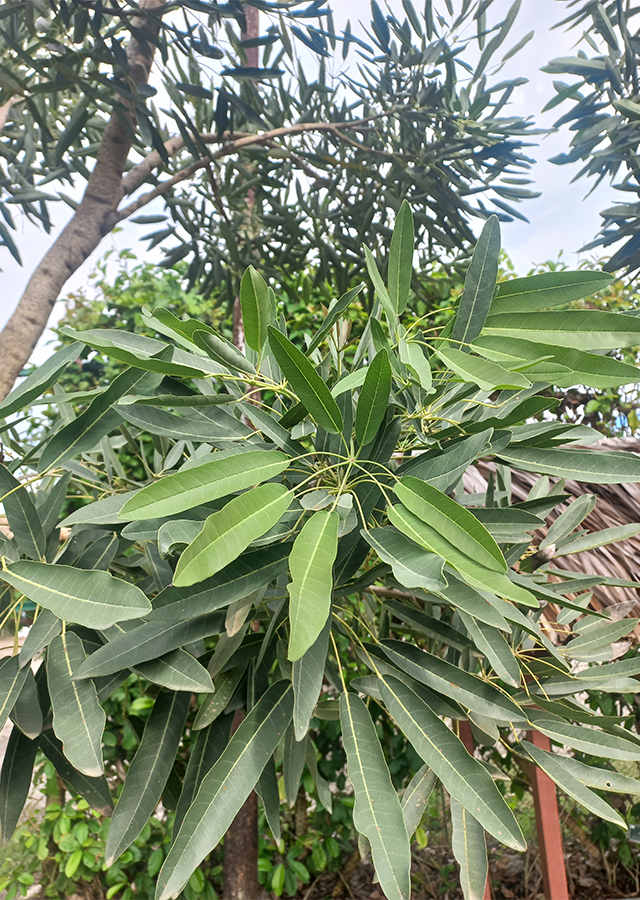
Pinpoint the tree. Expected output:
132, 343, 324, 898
544, 2, 640, 271
2, 208, 640, 899
0, 0, 540, 398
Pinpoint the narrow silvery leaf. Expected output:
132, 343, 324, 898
106, 691, 191, 865
341, 692, 411, 900
451, 215, 500, 349
156, 681, 293, 900
288, 510, 338, 661
48, 633, 105, 777
451, 798, 488, 900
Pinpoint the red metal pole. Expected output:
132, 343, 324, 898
458, 721, 492, 900
526, 730, 570, 900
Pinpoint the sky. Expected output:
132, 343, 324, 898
0, 0, 616, 359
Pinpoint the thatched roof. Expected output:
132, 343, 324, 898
464, 437, 640, 617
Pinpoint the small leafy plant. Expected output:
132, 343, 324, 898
2, 204, 640, 899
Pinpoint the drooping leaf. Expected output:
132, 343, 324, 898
106, 691, 191, 866
39, 730, 112, 815
379, 675, 525, 850
538, 749, 640, 794
134, 649, 215, 693
497, 446, 640, 484
526, 710, 640, 761
438, 577, 510, 631
174, 714, 233, 836
0, 343, 83, 419
451, 798, 488, 900
0, 726, 38, 844
355, 349, 392, 446
118, 404, 252, 443
288, 510, 338, 661
388, 200, 414, 316
394, 478, 506, 572
10, 667, 43, 739
340, 691, 411, 900
192, 330, 256, 376
120, 451, 290, 521
19, 609, 61, 666
451, 215, 500, 349
48, 633, 105, 777
0, 656, 29, 734
2, 562, 151, 628
385, 600, 470, 652
0, 468, 47, 566
401, 764, 436, 838
293, 617, 330, 741
240, 266, 271, 352
363, 527, 446, 592
458, 613, 521, 687
193, 667, 246, 731
156, 682, 293, 900
267, 327, 343, 434
283, 724, 307, 807
257, 755, 282, 842
174, 484, 293, 587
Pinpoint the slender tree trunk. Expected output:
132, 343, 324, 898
223, 710, 259, 900
0, 0, 165, 400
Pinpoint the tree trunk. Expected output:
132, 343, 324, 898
223, 709, 259, 900
0, 0, 165, 400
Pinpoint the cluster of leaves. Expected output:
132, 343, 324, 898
4, 206, 640, 899
0, 0, 541, 296
544, 1, 640, 271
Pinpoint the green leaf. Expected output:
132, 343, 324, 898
39, 730, 113, 815
496, 447, 640, 484
306, 285, 365, 355
106, 691, 190, 866
381, 639, 524, 722
237, 404, 305, 458
379, 675, 525, 850
0, 343, 83, 419
362, 527, 446, 592
293, 617, 330, 741
305, 738, 332, 813
490, 271, 614, 315
398, 339, 432, 392
267, 327, 343, 434
19, 609, 61, 666
401, 764, 436, 838
438, 577, 510, 631
482, 310, 640, 351
451, 215, 500, 349
174, 715, 233, 836
0, 726, 38, 844
564, 619, 639, 660
520, 740, 626, 827
156, 681, 293, 900
192, 330, 256, 376
388, 200, 414, 316
117, 404, 251, 443
364, 246, 396, 326
2, 562, 151, 628
385, 600, 470, 652
38, 367, 148, 473
0, 656, 29, 734
0, 465, 46, 560
10, 668, 42, 739
355, 350, 391, 446
340, 692, 411, 900
240, 266, 271, 352
434, 345, 531, 391
458, 613, 521, 687
471, 507, 542, 543
538, 750, 640, 794
257, 756, 281, 842
283, 724, 307, 807
288, 510, 338, 661
539, 494, 596, 550
151, 545, 289, 621
193, 668, 246, 730
75, 612, 225, 679
174, 484, 293, 587
397, 430, 492, 492
134, 649, 215, 693
556, 524, 640, 557
395, 478, 506, 573
120, 451, 290, 521
451, 798, 488, 900
526, 710, 640, 761
48, 633, 105, 777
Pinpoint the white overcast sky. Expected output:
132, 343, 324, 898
0, 0, 616, 354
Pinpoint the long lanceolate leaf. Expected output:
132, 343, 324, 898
120, 450, 290, 521
39, 730, 113, 815
106, 691, 191, 866
362, 527, 446, 592
288, 510, 338, 661
0, 726, 39, 844
401, 764, 436, 838
48, 633, 105, 777
340, 692, 411, 900
489, 270, 614, 315
173, 715, 233, 837
156, 681, 293, 900
451, 215, 500, 349
2, 562, 151, 628
451, 799, 488, 900
379, 675, 525, 850
388, 200, 414, 316
0, 466, 46, 560
0, 342, 83, 420
355, 349, 392, 446
174, 484, 293, 587
293, 617, 331, 741
0, 657, 29, 734
267, 327, 343, 434
497, 446, 640, 484
240, 266, 270, 352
